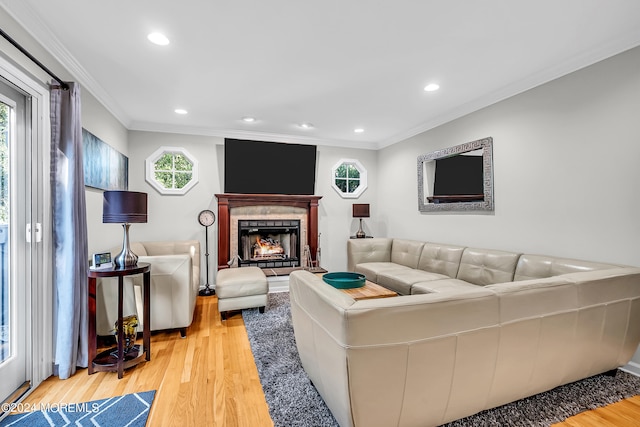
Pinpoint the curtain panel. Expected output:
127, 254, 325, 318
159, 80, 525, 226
50, 82, 89, 379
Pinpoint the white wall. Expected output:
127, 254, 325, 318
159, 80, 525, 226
315, 145, 378, 271
125, 131, 378, 284
378, 45, 640, 266
125, 131, 222, 286
82, 94, 129, 256
377, 45, 640, 369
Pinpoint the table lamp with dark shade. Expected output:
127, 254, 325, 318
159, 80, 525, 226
352, 203, 370, 238
103, 191, 148, 268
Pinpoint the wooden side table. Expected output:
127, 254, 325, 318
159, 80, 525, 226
87, 263, 151, 379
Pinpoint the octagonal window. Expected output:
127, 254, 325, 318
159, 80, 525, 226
331, 159, 367, 198
146, 146, 199, 195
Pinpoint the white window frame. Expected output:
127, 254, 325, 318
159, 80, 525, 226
145, 146, 199, 195
331, 158, 367, 199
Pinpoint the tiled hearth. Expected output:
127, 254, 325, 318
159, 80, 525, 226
215, 194, 322, 270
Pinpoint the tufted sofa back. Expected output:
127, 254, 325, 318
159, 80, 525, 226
390, 239, 425, 269
514, 254, 618, 281
417, 242, 465, 278
456, 247, 521, 286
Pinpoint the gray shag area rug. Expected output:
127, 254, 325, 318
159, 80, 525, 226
243, 292, 640, 427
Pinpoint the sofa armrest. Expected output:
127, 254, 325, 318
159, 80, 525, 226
347, 238, 393, 271
136, 254, 196, 331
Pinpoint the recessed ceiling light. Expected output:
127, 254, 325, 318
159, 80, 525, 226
147, 32, 170, 46
354, 128, 365, 133
424, 83, 440, 92
299, 123, 314, 129
174, 109, 188, 115
242, 116, 256, 123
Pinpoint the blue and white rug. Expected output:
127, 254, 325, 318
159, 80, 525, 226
0, 390, 156, 427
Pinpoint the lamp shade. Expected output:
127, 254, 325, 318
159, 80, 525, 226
103, 191, 148, 223
352, 203, 370, 218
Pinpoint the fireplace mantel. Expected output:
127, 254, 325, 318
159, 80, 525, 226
215, 193, 322, 270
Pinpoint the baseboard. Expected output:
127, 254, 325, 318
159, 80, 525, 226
267, 276, 289, 293
620, 361, 640, 377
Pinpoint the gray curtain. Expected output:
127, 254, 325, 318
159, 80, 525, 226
50, 81, 89, 379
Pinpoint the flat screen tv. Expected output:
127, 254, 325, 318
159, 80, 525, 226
433, 154, 483, 197
224, 138, 317, 195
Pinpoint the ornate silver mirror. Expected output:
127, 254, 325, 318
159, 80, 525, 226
417, 137, 494, 212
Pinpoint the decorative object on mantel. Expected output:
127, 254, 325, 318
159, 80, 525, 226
227, 254, 243, 268
316, 232, 321, 266
352, 203, 370, 238
417, 136, 494, 212
103, 191, 148, 268
198, 209, 216, 296
302, 245, 314, 270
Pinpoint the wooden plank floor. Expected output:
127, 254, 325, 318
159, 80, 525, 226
17, 295, 273, 427
13, 295, 640, 426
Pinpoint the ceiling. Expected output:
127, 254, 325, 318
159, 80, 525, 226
2, 1, 639, 149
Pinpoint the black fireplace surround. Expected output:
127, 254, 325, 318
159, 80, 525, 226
238, 219, 300, 268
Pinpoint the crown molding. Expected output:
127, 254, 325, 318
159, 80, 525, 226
0, 1, 131, 128
380, 34, 640, 149
128, 121, 378, 150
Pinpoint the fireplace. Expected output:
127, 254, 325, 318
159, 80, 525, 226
238, 219, 300, 268
215, 194, 322, 270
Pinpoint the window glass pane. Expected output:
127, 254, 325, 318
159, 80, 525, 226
335, 179, 347, 192
348, 179, 360, 193
174, 172, 192, 189
155, 153, 173, 171
347, 164, 360, 179
174, 154, 193, 171
154, 171, 173, 189
0, 102, 8, 364
335, 164, 347, 178
0, 104, 8, 224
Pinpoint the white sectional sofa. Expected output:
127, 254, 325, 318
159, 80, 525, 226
288, 238, 640, 427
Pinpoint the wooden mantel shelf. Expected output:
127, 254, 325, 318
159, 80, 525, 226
215, 193, 322, 270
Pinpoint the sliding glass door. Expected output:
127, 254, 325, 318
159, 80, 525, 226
0, 77, 32, 406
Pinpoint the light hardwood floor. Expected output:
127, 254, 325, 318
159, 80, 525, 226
13, 295, 640, 426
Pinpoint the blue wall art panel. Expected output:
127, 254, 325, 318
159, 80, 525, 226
82, 128, 128, 191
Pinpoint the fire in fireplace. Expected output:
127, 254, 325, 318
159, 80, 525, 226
238, 219, 300, 268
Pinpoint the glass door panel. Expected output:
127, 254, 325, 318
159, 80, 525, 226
0, 78, 30, 406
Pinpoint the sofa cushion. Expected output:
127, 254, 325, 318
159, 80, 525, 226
485, 276, 576, 322
390, 239, 425, 269
457, 248, 521, 286
411, 278, 480, 294
417, 242, 465, 278
378, 269, 449, 295
128, 242, 148, 256
355, 262, 411, 283
347, 238, 393, 271
514, 254, 619, 281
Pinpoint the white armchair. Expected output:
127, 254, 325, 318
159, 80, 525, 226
95, 240, 201, 338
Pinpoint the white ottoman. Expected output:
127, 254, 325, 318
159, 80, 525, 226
216, 266, 268, 320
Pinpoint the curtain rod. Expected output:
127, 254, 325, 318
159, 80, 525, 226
0, 27, 69, 90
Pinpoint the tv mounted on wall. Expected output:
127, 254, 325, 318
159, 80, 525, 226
430, 153, 484, 203
224, 138, 317, 195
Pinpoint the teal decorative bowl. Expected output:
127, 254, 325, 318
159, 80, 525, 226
322, 272, 366, 289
